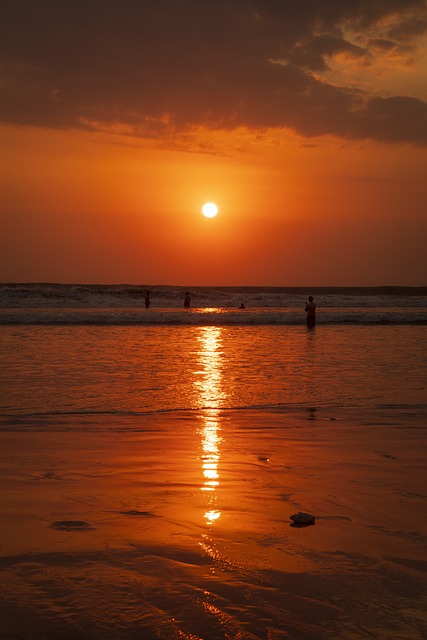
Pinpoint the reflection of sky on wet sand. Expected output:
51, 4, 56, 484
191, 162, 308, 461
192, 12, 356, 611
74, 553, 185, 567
194, 327, 225, 526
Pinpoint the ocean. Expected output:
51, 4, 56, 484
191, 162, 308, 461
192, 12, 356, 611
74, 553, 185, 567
1, 284, 427, 418
1, 283, 427, 325
1, 284, 426, 639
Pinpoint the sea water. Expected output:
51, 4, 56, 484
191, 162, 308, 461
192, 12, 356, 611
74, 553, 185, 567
1, 283, 427, 326
1, 284, 426, 420
1, 324, 426, 420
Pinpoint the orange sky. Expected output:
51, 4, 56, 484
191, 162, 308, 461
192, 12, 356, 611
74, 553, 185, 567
1, 1, 427, 286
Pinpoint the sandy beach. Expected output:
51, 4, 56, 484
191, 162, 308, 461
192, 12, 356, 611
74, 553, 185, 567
1, 407, 426, 639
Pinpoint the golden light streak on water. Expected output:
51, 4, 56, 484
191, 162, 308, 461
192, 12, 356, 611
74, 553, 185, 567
194, 327, 224, 525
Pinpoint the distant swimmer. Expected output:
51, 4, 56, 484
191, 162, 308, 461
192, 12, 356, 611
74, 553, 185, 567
305, 296, 316, 328
183, 291, 191, 308
239, 303, 245, 309
144, 290, 151, 309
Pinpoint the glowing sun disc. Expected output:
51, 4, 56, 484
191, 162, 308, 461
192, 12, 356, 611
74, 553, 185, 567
202, 202, 218, 218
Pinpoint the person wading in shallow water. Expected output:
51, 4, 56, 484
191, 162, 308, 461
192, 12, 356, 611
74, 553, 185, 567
144, 290, 150, 309
183, 291, 191, 308
305, 296, 316, 328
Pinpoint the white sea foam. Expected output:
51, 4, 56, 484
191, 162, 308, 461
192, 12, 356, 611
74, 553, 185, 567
1, 284, 426, 324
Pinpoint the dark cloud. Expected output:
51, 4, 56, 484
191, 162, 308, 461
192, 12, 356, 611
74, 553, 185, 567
368, 38, 401, 51
286, 35, 366, 71
1, 0, 426, 145
386, 15, 427, 40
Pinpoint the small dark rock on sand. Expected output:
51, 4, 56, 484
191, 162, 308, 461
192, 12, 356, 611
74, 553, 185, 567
290, 512, 315, 526
49, 520, 92, 531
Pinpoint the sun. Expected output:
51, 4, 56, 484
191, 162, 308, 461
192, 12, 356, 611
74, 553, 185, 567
201, 202, 218, 218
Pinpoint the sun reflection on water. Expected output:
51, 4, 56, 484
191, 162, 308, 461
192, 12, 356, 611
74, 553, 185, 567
194, 327, 225, 526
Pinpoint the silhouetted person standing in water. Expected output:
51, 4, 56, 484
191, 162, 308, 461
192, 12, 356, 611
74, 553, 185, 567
184, 291, 191, 308
144, 290, 150, 309
305, 295, 316, 328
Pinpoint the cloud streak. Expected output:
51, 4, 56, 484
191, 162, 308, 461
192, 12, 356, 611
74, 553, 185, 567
1, 0, 426, 145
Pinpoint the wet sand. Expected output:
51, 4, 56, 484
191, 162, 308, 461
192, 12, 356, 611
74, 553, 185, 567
0, 407, 426, 639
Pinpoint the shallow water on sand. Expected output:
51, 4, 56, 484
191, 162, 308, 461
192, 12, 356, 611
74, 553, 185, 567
1, 324, 426, 639
1, 325, 426, 417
